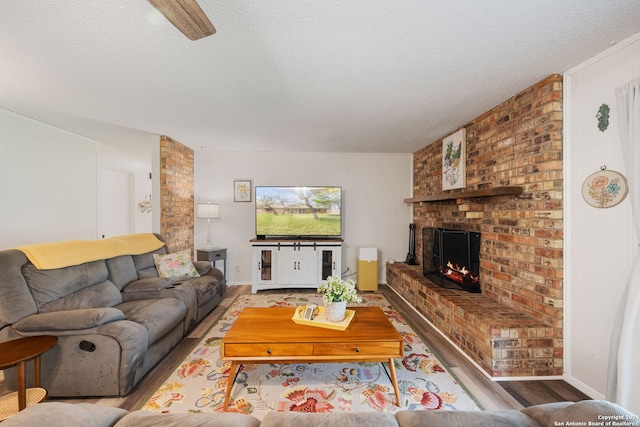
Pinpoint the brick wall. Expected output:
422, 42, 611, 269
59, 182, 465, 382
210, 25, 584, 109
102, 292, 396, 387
160, 136, 194, 254
390, 74, 564, 377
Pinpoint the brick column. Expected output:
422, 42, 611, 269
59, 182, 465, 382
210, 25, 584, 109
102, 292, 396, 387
159, 136, 194, 254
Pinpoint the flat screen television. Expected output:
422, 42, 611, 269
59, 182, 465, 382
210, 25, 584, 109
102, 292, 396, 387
255, 186, 342, 238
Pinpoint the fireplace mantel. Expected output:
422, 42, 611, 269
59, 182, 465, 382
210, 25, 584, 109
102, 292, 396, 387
403, 186, 522, 204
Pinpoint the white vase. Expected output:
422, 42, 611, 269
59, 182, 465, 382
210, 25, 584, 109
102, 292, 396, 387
325, 300, 347, 322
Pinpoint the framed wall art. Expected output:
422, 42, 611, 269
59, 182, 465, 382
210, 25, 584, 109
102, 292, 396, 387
234, 179, 252, 202
442, 128, 466, 191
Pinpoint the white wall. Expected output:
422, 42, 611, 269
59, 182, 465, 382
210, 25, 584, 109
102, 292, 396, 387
0, 108, 154, 248
98, 137, 155, 236
564, 33, 640, 399
0, 109, 98, 247
194, 151, 413, 285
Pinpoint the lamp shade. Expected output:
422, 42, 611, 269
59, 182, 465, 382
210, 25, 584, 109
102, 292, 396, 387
197, 203, 219, 219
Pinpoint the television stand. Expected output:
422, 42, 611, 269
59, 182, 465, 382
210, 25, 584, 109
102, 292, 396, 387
250, 238, 343, 293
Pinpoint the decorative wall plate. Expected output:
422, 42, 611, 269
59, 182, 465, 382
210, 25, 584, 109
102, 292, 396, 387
582, 169, 628, 208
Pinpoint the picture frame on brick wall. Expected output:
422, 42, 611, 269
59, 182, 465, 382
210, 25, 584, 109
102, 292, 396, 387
442, 128, 466, 191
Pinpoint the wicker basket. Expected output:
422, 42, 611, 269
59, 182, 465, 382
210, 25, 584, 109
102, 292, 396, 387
0, 387, 47, 421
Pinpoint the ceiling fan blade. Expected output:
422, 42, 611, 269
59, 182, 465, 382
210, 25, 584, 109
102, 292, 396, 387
148, 0, 216, 40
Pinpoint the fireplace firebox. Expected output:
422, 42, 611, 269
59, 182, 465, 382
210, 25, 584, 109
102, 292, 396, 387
423, 227, 481, 293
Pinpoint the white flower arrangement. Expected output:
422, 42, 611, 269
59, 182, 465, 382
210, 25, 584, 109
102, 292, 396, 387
317, 276, 362, 305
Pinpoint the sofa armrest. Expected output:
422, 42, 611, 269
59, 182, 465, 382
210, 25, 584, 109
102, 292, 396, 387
193, 260, 212, 276
13, 308, 125, 332
521, 400, 639, 427
196, 262, 225, 285
122, 277, 175, 293
192, 261, 226, 286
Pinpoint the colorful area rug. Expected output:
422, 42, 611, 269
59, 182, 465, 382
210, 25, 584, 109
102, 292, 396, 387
142, 292, 481, 419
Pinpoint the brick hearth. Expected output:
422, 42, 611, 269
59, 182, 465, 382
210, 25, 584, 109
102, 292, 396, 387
387, 263, 560, 377
393, 74, 564, 378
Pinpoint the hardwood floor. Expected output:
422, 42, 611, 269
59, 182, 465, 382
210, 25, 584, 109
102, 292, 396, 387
0, 284, 590, 412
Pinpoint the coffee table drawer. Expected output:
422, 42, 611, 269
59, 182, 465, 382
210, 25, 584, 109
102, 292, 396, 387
223, 343, 314, 357
314, 341, 401, 356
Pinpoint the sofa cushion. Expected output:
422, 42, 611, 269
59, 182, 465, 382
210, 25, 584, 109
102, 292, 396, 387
1, 402, 128, 427
116, 298, 187, 344
23, 260, 108, 302
394, 409, 538, 427
132, 247, 167, 279
153, 251, 200, 281
122, 277, 175, 293
182, 276, 220, 306
136, 267, 159, 279
547, 400, 639, 426
42, 281, 123, 313
13, 307, 125, 332
105, 255, 139, 290
261, 411, 399, 427
114, 411, 261, 427
75, 403, 129, 426
520, 401, 575, 426
193, 260, 212, 276
23, 260, 123, 312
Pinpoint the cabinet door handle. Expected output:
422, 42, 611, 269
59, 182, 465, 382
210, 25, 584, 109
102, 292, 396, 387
266, 348, 272, 354
355, 347, 360, 353
258, 262, 261, 270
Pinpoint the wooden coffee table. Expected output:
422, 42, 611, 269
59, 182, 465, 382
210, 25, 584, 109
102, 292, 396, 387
220, 306, 403, 410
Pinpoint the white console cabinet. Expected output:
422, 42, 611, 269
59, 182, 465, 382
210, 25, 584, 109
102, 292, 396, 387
251, 239, 342, 293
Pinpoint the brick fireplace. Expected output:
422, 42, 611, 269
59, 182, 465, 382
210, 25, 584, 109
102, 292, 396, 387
387, 74, 563, 378
423, 226, 482, 293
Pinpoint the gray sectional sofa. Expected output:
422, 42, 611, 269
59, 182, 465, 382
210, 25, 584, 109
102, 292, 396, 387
0, 234, 225, 397
2, 400, 638, 427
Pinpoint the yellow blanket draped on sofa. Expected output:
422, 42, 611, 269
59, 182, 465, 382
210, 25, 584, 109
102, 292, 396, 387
16, 233, 165, 270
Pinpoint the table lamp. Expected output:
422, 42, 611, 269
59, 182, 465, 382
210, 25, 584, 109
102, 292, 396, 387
197, 203, 220, 250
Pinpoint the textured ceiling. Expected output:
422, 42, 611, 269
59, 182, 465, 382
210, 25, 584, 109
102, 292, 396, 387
1, 1, 639, 153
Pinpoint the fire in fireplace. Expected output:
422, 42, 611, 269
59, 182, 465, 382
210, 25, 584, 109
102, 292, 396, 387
423, 227, 481, 293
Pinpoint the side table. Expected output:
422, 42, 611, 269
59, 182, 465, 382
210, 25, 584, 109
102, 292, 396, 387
197, 247, 227, 281
0, 335, 58, 420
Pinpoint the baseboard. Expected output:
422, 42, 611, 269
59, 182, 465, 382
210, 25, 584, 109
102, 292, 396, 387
491, 375, 563, 382
562, 373, 605, 400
